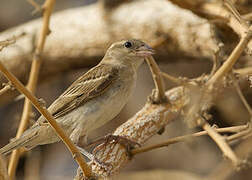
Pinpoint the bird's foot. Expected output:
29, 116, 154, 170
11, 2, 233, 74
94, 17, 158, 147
91, 134, 141, 159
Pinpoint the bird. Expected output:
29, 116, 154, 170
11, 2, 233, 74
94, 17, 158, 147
0, 39, 154, 155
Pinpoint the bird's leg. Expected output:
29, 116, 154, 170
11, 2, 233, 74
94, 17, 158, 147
91, 134, 141, 159
70, 127, 82, 145
77, 146, 113, 171
77, 146, 94, 161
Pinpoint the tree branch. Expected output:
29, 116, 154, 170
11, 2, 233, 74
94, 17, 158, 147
202, 122, 240, 166
131, 124, 249, 155
7, 0, 56, 178
206, 30, 252, 86
145, 56, 168, 103
75, 87, 185, 179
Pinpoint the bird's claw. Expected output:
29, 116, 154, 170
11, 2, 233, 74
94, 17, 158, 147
91, 134, 141, 159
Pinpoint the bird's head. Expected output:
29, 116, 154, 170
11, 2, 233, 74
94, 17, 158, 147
103, 39, 154, 69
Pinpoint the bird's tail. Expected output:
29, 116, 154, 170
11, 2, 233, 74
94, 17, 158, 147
0, 128, 38, 155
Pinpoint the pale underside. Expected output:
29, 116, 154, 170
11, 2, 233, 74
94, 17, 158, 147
26, 63, 137, 146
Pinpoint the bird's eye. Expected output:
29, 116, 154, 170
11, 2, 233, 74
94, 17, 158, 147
124, 41, 132, 48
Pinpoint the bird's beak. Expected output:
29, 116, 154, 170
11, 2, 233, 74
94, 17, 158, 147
135, 45, 155, 57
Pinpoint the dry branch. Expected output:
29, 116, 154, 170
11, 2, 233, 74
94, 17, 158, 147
0, 33, 26, 51
207, 135, 252, 180
75, 87, 185, 179
131, 124, 249, 155
202, 122, 240, 166
0, 0, 219, 105
7, 0, 56, 178
191, 1, 252, 167
206, 30, 252, 86
145, 56, 167, 103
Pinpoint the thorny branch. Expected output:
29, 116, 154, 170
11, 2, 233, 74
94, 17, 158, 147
206, 30, 252, 86
7, 0, 56, 178
191, 0, 252, 167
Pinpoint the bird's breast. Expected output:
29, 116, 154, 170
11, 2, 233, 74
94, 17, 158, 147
69, 69, 137, 134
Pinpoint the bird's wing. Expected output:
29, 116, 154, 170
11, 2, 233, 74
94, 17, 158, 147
46, 63, 119, 119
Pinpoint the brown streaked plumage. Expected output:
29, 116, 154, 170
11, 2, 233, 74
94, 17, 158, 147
0, 39, 154, 155
49, 64, 119, 119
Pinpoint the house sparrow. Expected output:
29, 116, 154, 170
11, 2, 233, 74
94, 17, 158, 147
0, 39, 154, 155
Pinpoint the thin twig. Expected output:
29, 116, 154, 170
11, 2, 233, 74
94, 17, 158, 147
234, 67, 252, 75
0, 61, 94, 179
145, 56, 168, 103
227, 126, 251, 142
27, 0, 43, 15
243, 12, 252, 21
161, 72, 187, 85
7, 0, 55, 179
0, 33, 26, 51
131, 125, 248, 155
202, 122, 240, 166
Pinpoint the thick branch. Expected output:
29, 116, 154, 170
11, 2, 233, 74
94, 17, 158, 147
75, 87, 185, 179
